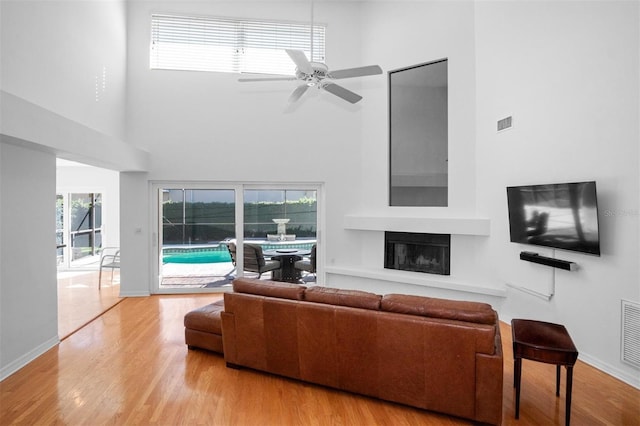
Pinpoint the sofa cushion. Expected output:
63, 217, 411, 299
304, 286, 381, 310
381, 294, 497, 325
184, 299, 224, 334
233, 278, 306, 300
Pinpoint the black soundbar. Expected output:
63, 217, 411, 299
519, 251, 577, 271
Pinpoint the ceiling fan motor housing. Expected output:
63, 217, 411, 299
296, 62, 328, 86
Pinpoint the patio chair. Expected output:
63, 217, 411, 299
223, 241, 238, 279
244, 243, 281, 278
99, 247, 120, 289
294, 244, 316, 275
226, 242, 237, 265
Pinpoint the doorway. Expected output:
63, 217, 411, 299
56, 159, 121, 338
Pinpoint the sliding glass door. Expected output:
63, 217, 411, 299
243, 189, 317, 240
56, 192, 103, 268
153, 183, 321, 294
158, 187, 237, 291
162, 189, 235, 245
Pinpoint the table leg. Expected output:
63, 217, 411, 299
515, 357, 522, 419
566, 365, 574, 426
556, 364, 561, 396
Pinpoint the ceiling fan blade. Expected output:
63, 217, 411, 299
288, 84, 309, 103
329, 65, 382, 79
322, 83, 363, 104
286, 49, 314, 75
238, 76, 297, 82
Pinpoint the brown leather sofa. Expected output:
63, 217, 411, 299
222, 278, 503, 425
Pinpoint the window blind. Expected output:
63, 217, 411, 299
150, 14, 326, 75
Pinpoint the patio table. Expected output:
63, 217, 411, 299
263, 249, 311, 283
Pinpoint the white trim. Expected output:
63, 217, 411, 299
0, 336, 59, 382
326, 266, 506, 297
235, 185, 245, 278
578, 352, 640, 390
119, 291, 151, 297
343, 215, 490, 236
0, 91, 149, 172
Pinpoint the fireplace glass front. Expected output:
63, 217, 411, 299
384, 232, 450, 275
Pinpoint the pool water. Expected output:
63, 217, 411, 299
163, 250, 232, 264
162, 241, 314, 264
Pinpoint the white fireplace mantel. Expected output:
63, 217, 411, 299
343, 215, 490, 236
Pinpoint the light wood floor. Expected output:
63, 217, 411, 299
2, 294, 639, 425
57, 270, 123, 339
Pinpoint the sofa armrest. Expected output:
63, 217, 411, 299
221, 311, 238, 365
474, 323, 503, 425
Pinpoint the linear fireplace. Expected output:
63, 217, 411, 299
384, 232, 450, 275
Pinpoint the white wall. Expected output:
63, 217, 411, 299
474, 1, 639, 385
348, 1, 487, 293
0, 142, 58, 380
359, 0, 477, 214
119, 172, 151, 297
352, 0, 639, 387
0, 1, 148, 171
1, 0, 127, 140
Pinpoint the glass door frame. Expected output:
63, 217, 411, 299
150, 181, 324, 294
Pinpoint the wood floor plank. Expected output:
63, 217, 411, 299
57, 270, 123, 339
1, 294, 638, 425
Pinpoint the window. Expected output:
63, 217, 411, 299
150, 14, 326, 75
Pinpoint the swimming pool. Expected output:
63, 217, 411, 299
162, 240, 316, 264
163, 247, 231, 264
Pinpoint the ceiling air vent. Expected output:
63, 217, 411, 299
497, 116, 513, 132
621, 300, 640, 368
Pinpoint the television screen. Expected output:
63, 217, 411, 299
507, 181, 600, 256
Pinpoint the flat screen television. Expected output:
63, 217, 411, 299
506, 181, 600, 256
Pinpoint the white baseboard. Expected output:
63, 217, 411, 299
118, 291, 150, 297
578, 352, 640, 390
0, 336, 59, 382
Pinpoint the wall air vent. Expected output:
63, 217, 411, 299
621, 300, 640, 368
497, 116, 513, 132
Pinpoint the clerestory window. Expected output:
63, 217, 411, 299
150, 14, 326, 75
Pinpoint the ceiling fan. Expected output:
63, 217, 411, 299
238, 49, 383, 104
